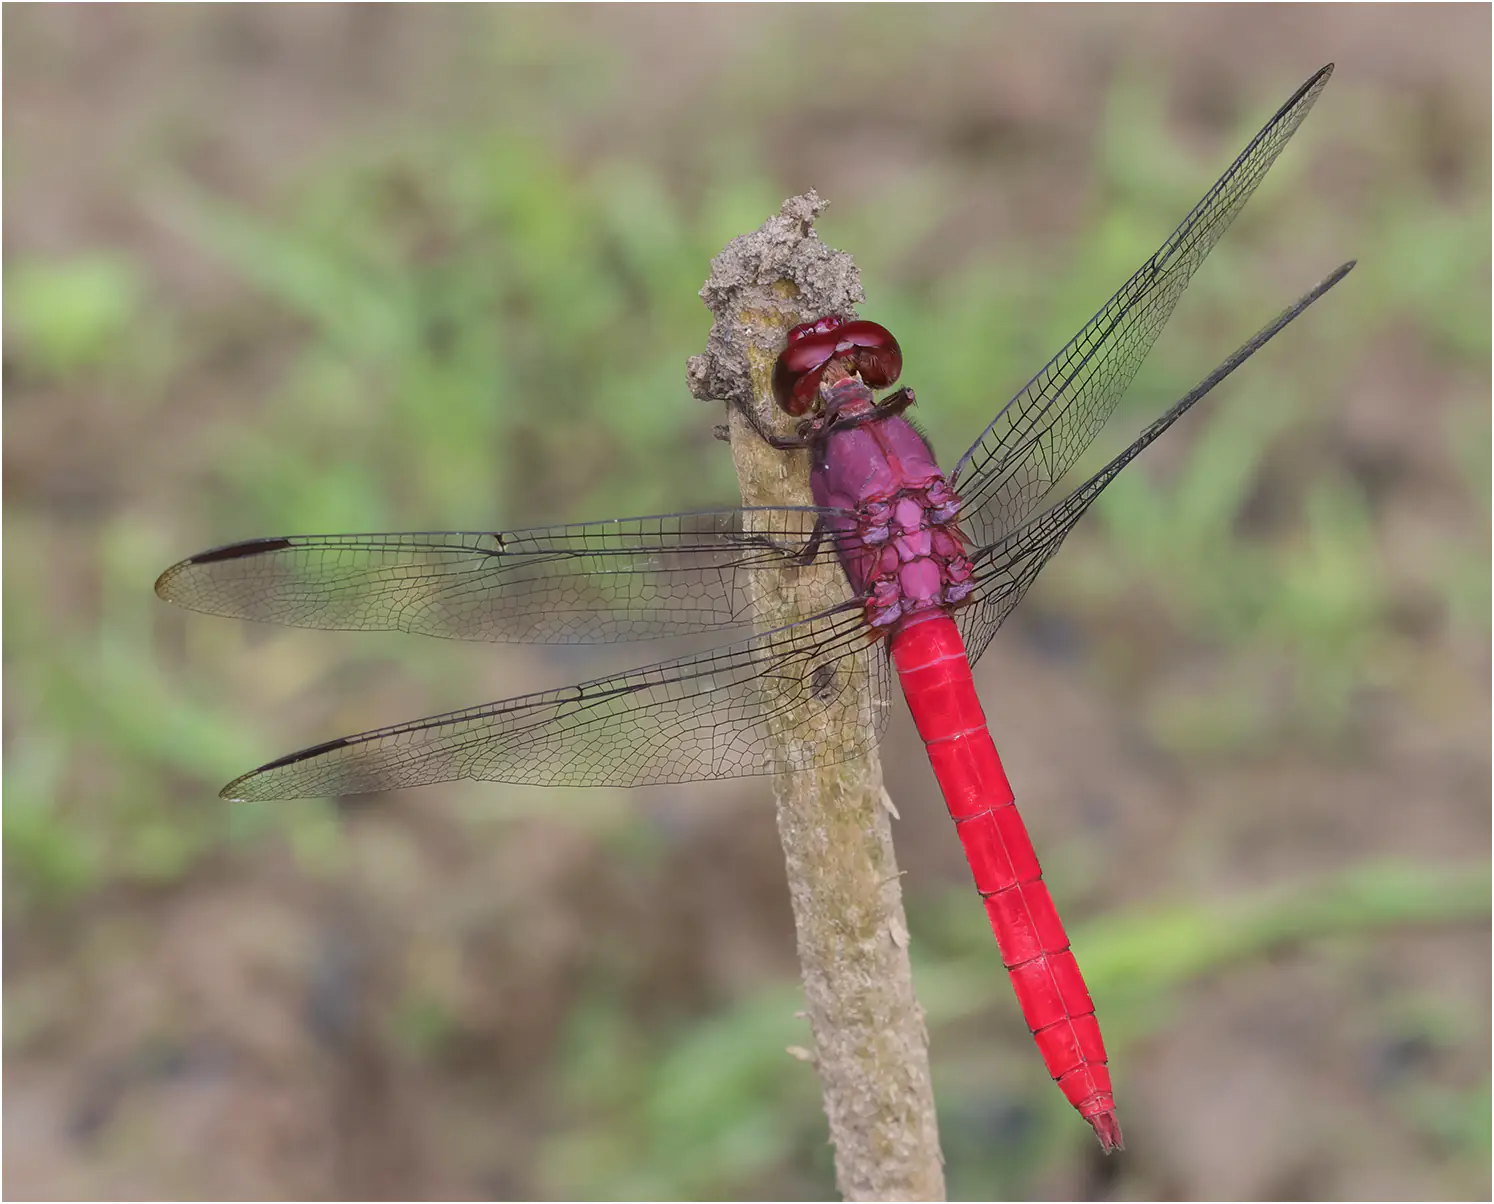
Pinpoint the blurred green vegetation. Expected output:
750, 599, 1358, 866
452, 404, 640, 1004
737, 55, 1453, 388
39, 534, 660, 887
6, 13, 1489, 1200
8, 254, 149, 379
533, 861, 1489, 1199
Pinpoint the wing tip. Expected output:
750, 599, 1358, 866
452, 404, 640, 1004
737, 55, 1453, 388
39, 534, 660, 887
156, 538, 297, 602
219, 735, 352, 801
153, 564, 180, 599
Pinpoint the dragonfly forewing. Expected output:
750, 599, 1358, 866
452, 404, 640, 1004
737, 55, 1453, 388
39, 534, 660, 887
155, 507, 849, 645
951, 64, 1334, 551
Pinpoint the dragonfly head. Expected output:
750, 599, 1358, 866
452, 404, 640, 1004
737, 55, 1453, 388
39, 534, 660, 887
771, 315, 902, 416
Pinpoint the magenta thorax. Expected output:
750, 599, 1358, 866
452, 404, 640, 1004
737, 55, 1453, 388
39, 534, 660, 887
809, 379, 975, 631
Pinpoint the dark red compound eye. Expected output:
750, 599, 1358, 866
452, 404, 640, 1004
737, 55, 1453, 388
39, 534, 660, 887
771, 317, 903, 415
785, 314, 849, 345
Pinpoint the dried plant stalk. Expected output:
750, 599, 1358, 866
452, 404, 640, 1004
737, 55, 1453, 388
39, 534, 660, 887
687, 193, 946, 1202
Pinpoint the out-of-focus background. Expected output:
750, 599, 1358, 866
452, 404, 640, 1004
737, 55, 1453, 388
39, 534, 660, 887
6, 6, 1489, 1200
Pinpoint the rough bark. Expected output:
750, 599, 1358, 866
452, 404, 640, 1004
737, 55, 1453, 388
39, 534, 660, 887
687, 192, 946, 1202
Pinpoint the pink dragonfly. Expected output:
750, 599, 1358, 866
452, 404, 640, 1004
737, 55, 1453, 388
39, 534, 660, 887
157, 66, 1351, 1151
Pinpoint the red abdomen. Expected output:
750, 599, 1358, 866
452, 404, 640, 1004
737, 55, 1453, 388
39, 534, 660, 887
889, 612, 1121, 1150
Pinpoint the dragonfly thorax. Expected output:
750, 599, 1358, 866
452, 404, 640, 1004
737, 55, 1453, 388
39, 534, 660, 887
808, 394, 974, 632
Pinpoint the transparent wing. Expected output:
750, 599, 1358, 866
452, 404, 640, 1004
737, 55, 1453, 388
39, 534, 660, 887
220, 604, 890, 800
212, 253, 1355, 804
956, 260, 1354, 665
155, 507, 848, 645
951, 64, 1333, 551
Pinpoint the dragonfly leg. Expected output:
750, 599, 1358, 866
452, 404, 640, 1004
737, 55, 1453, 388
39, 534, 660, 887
733, 397, 817, 450
730, 513, 831, 568
793, 516, 827, 566
733, 386, 917, 449
823, 387, 918, 435
876, 386, 917, 418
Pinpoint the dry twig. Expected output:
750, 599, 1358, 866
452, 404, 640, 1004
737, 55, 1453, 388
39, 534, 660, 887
687, 193, 946, 1202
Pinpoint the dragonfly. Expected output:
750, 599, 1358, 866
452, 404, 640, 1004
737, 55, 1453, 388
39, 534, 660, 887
157, 65, 1352, 1152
